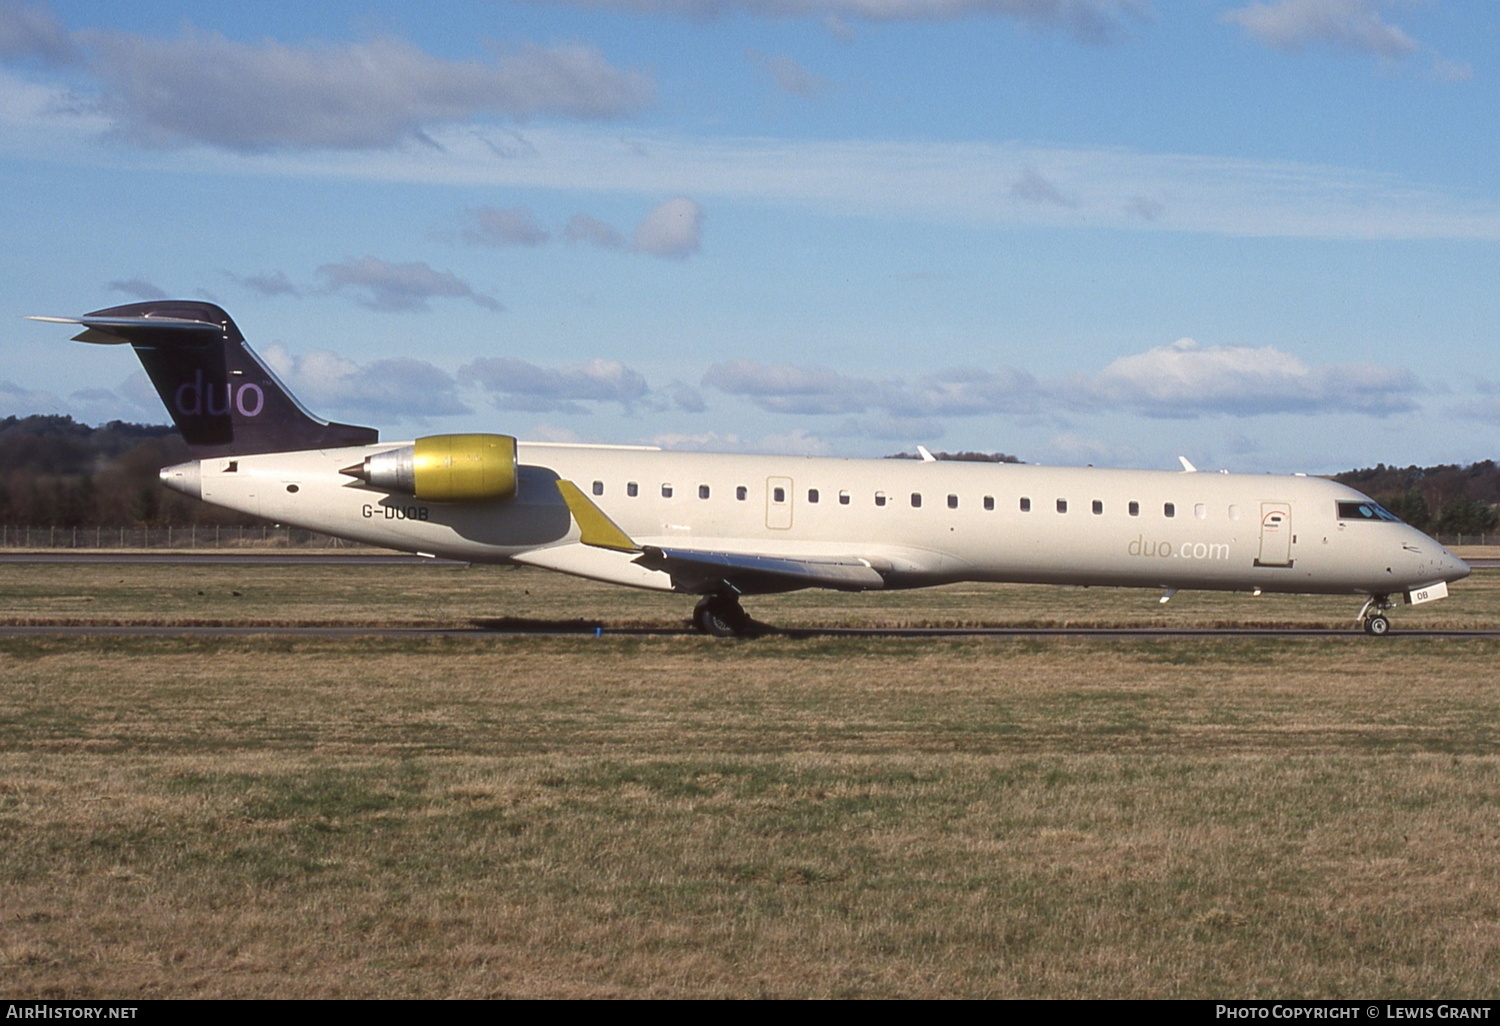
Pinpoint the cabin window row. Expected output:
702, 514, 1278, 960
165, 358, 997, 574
592, 480, 1237, 519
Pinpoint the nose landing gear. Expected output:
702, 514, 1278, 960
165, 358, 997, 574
1357, 594, 1393, 636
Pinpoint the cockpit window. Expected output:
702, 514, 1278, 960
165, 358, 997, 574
1338, 501, 1401, 523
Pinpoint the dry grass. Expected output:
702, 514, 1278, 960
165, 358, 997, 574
2, 628, 1500, 998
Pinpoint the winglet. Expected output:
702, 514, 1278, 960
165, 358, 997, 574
1178, 456, 1198, 473
555, 480, 640, 552
916, 445, 936, 463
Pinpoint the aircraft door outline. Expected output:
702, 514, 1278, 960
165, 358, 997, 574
1256, 502, 1293, 567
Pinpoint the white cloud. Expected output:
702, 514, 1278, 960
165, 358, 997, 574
0, 378, 60, 416
1066, 337, 1420, 417
23, 19, 653, 151
703, 360, 1038, 418
227, 270, 299, 297
527, 0, 1150, 44
747, 50, 829, 98
633, 196, 704, 258
1222, 0, 1468, 78
563, 212, 626, 249
315, 256, 502, 313
106, 276, 167, 300
463, 205, 551, 247
0, 2, 73, 63
705, 341, 1420, 427
462, 355, 650, 413
1222, 0, 1417, 57
1011, 166, 1077, 208
260, 343, 471, 420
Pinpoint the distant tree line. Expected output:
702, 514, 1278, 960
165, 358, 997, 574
1333, 462, 1500, 535
2, 416, 1497, 534
0, 416, 255, 527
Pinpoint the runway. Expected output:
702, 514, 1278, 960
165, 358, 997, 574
2, 623, 1498, 639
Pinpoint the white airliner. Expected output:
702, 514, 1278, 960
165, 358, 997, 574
31, 301, 1469, 636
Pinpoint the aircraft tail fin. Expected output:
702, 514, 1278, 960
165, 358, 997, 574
31, 301, 378, 456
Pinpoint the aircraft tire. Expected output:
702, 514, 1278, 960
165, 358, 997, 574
1363, 614, 1391, 636
694, 595, 749, 637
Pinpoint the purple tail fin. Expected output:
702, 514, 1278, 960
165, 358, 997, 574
58, 301, 378, 456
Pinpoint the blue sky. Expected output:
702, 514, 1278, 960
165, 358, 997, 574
2, 0, 1496, 473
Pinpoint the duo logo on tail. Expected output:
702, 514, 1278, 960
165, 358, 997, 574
30, 301, 377, 456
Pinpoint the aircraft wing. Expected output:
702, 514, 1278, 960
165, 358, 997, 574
554, 479, 889, 593
635, 546, 886, 591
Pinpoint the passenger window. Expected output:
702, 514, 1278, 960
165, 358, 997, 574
699, 485, 710, 500
1195, 503, 1206, 520
662, 484, 673, 499
1229, 504, 1242, 520
1092, 500, 1103, 515
983, 496, 994, 511
875, 492, 887, 507
736, 486, 747, 501
592, 480, 604, 497
627, 482, 638, 498
839, 490, 850, 505
1129, 501, 1139, 517
1164, 502, 1175, 518
1057, 499, 1068, 514
947, 494, 958, 509
808, 488, 819, 503
773, 487, 786, 503
911, 493, 922, 508
1020, 497, 1031, 513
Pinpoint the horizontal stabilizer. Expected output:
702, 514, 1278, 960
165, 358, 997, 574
28, 313, 223, 347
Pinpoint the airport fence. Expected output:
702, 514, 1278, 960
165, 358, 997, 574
0, 525, 369, 549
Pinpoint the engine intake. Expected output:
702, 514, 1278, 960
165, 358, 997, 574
341, 434, 518, 501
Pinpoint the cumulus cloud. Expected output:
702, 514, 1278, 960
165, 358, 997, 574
633, 197, 704, 258
23, 18, 653, 151
461, 355, 650, 413
315, 256, 501, 313
1066, 337, 1420, 417
528, 0, 1148, 44
227, 270, 299, 297
463, 205, 551, 247
747, 50, 829, 98
705, 341, 1419, 427
0, 1, 74, 63
260, 342, 471, 419
106, 276, 167, 300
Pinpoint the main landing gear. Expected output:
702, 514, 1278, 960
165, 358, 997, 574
693, 593, 754, 637
1357, 594, 1393, 636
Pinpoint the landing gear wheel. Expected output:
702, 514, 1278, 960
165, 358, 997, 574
1363, 614, 1391, 636
694, 594, 750, 637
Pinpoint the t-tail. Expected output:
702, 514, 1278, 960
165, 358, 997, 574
30, 301, 378, 456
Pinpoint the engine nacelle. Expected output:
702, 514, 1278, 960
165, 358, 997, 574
341, 434, 518, 501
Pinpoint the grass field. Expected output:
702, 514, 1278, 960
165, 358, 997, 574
2, 561, 1498, 997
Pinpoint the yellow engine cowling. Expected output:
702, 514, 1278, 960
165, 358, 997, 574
342, 434, 518, 501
